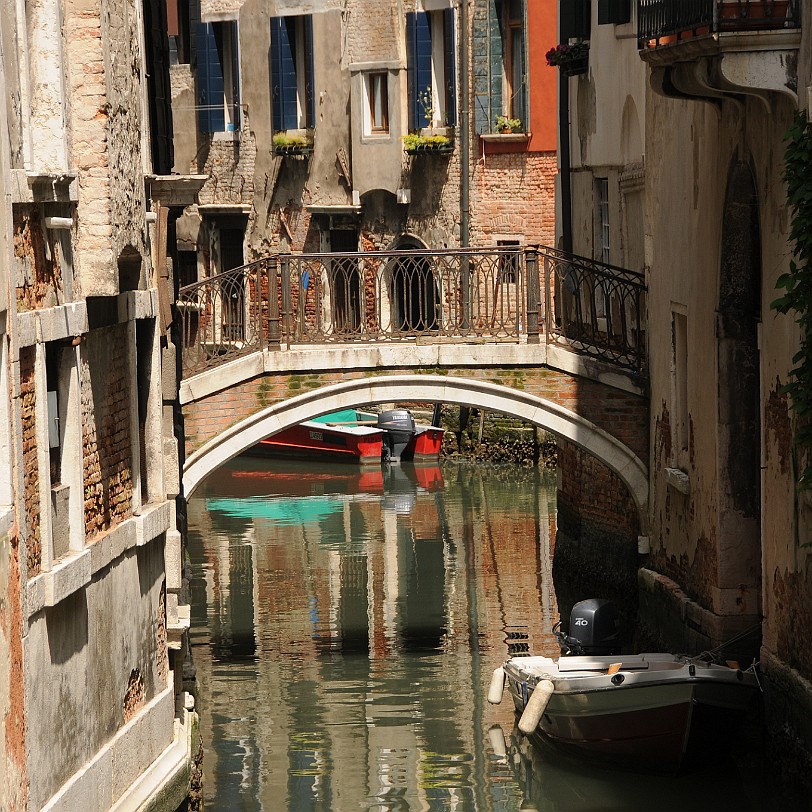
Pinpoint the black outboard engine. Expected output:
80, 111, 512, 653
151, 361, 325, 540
378, 409, 416, 461
554, 598, 620, 656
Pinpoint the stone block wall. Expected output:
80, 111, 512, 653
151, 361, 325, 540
81, 326, 134, 540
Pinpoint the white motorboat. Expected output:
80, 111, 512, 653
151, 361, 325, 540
488, 599, 761, 773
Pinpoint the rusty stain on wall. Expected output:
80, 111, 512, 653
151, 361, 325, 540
773, 564, 812, 674
766, 376, 792, 476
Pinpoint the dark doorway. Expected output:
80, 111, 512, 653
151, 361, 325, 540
220, 226, 245, 341
392, 242, 439, 333
330, 228, 361, 335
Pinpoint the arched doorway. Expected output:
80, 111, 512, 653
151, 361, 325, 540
391, 239, 439, 333
717, 158, 761, 606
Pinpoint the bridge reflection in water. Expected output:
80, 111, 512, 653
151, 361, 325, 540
187, 457, 759, 811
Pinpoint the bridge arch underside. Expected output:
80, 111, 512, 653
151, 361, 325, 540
183, 374, 648, 528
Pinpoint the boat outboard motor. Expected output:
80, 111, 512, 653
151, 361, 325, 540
554, 598, 620, 656
378, 409, 415, 461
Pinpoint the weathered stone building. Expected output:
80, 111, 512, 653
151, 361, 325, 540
559, 0, 812, 782
167, 0, 558, 285
0, 0, 198, 806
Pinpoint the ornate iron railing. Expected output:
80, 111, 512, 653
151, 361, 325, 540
639, 0, 799, 45
542, 248, 647, 375
176, 247, 647, 378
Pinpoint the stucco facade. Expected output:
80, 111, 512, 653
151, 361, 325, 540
561, 0, 812, 782
0, 0, 198, 806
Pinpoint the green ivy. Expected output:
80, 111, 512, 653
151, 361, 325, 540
772, 111, 812, 486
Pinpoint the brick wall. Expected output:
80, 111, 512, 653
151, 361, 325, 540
472, 151, 557, 248
13, 209, 63, 312
81, 326, 134, 539
183, 364, 649, 463
20, 346, 41, 577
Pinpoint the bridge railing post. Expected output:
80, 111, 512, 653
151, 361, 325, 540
525, 246, 540, 345
280, 253, 292, 344
268, 256, 281, 350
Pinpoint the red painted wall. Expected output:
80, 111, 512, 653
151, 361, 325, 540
528, 0, 558, 151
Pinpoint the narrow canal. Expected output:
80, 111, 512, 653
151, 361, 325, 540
188, 456, 775, 811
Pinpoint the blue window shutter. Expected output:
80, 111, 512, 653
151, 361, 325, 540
414, 12, 432, 128
196, 22, 224, 132
443, 8, 456, 126
270, 16, 297, 131
407, 12, 432, 130
406, 13, 416, 130
304, 15, 315, 127
229, 22, 241, 130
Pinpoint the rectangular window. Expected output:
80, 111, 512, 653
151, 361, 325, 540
365, 72, 390, 134
196, 20, 240, 133
406, 9, 456, 130
270, 15, 315, 132
497, 239, 521, 283
473, 0, 527, 134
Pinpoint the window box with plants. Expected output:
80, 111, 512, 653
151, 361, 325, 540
402, 131, 455, 155
273, 129, 314, 157
546, 42, 589, 77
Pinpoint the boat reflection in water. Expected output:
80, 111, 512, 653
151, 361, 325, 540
495, 725, 762, 812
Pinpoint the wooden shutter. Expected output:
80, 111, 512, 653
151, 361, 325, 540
598, 0, 631, 25
560, 0, 591, 41
304, 15, 315, 128
196, 22, 224, 132
473, 0, 502, 134
443, 8, 457, 127
270, 16, 298, 131
406, 11, 432, 130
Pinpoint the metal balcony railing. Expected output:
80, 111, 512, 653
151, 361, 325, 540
542, 248, 647, 375
638, 0, 799, 45
176, 247, 647, 378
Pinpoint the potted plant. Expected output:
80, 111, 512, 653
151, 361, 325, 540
495, 115, 523, 134
402, 132, 454, 155
273, 129, 314, 157
545, 42, 590, 77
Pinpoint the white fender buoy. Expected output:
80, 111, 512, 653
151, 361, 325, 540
518, 679, 555, 735
487, 666, 505, 704
488, 724, 507, 757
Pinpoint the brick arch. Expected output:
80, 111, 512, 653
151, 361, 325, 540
182, 374, 648, 528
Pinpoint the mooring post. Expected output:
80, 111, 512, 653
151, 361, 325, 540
525, 246, 540, 344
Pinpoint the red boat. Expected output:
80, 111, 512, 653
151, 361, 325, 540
250, 409, 444, 465
251, 419, 384, 465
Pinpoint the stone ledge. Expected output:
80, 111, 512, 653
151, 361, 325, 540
39, 681, 185, 812
16, 302, 89, 348
88, 521, 137, 576
664, 466, 690, 494
135, 500, 172, 547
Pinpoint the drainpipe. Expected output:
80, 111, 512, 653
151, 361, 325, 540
460, 0, 470, 248
558, 70, 573, 253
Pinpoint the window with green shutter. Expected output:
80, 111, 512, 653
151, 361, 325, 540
473, 0, 528, 135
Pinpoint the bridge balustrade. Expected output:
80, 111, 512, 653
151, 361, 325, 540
176, 247, 647, 379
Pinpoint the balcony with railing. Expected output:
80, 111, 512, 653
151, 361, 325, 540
176, 247, 647, 380
638, 0, 801, 104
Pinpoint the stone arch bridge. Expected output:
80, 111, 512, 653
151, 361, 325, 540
177, 246, 650, 601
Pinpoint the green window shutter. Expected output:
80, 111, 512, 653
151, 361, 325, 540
473, 0, 502, 134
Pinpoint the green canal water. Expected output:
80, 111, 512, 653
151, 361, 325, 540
187, 456, 789, 811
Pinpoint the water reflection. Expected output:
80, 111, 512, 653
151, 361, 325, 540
188, 457, 766, 811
